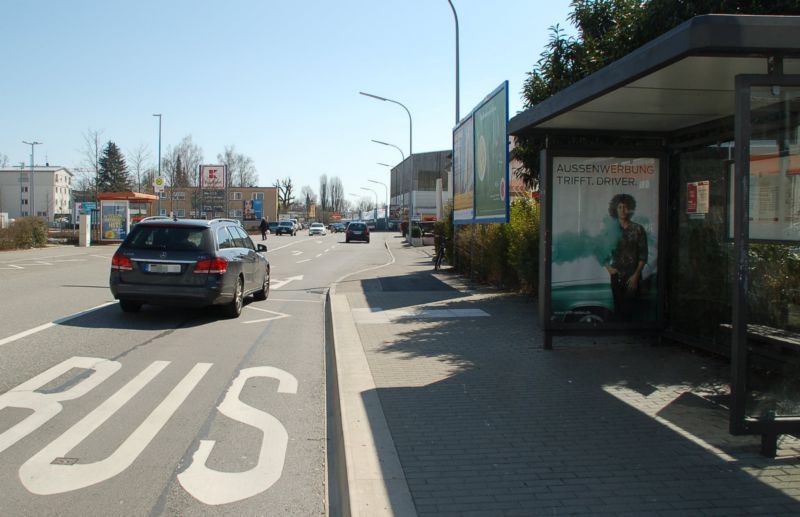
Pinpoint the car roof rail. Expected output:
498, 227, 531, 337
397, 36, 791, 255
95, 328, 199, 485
209, 218, 243, 226
140, 216, 171, 222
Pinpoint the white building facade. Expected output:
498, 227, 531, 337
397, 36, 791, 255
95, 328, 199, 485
0, 166, 73, 220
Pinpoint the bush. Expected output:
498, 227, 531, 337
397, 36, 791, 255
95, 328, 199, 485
448, 198, 540, 295
0, 217, 48, 250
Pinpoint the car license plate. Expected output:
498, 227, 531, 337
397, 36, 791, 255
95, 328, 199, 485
352, 231, 362, 235
145, 263, 181, 273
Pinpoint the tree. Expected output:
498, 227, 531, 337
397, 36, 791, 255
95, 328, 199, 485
162, 135, 203, 189
217, 145, 258, 187
77, 128, 104, 195
0, 153, 8, 167
515, 0, 800, 186
274, 177, 295, 210
300, 185, 316, 220
329, 176, 345, 213
126, 143, 151, 192
319, 174, 329, 220
97, 141, 131, 192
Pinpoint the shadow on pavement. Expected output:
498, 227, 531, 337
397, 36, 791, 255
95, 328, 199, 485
357, 289, 800, 514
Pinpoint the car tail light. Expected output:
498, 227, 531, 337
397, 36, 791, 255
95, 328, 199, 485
193, 257, 228, 274
111, 253, 133, 271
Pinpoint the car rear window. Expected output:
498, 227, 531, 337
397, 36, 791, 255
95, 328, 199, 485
349, 223, 365, 230
125, 225, 209, 251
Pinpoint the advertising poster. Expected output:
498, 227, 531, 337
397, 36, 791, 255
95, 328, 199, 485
101, 201, 129, 241
550, 156, 660, 325
243, 199, 262, 221
453, 117, 474, 223
474, 82, 508, 222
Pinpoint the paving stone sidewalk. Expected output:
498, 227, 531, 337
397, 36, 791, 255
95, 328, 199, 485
335, 236, 800, 516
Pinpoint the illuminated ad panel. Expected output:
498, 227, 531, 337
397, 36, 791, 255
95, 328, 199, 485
550, 156, 660, 325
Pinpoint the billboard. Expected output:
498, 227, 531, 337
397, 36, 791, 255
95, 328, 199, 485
549, 156, 660, 325
200, 165, 226, 190
453, 117, 474, 223
243, 199, 262, 221
100, 201, 129, 241
451, 81, 509, 224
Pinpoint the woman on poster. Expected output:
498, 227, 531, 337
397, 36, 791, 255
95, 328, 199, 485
604, 193, 648, 321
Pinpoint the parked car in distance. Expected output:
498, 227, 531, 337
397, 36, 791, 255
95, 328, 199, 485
345, 221, 370, 243
275, 221, 297, 236
329, 222, 347, 233
267, 221, 279, 234
308, 222, 327, 236
109, 217, 270, 318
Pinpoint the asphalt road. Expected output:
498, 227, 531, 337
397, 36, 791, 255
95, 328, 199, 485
0, 229, 391, 516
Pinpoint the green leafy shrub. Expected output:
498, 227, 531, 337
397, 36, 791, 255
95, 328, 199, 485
0, 217, 48, 250
447, 198, 540, 294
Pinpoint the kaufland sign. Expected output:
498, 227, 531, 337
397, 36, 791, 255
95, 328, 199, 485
200, 165, 226, 189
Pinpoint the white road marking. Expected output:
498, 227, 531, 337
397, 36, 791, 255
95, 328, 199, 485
242, 307, 290, 324
0, 357, 121, 454
296, 259, 312, 264
315, 254, 322, 258
0, 302, 117, 348
20, 361, 212, 495
0, 265, 23, 270
270, 275, 303, 290
178, 367, 297, 505
90, 255, 110, 259
291, 250, 303, 256
352, 307, 490, 324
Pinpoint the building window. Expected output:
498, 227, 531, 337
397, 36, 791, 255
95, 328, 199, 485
173, 191, 186, 200
230, 209, 243, 218
252, 192, 264, 200
22, 199, 28, 205
21, 186, 28, 193
231, 191, 242, 201
159, 208, 167, 216
159, 191, 166, 199
176, 209, 186, 217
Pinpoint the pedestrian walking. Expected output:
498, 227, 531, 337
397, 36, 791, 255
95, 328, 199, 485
259, 217, 269, 240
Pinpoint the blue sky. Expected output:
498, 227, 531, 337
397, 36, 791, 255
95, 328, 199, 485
3, 0, 574, 200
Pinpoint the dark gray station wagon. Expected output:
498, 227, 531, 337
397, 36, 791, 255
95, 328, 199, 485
110, 217, 270, 317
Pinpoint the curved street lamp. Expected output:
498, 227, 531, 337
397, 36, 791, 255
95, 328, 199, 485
361, 186, 379, 224
360, 92, 412, 157
446, 0, 460, 124
22, 140, 42, 218
368, 179, 388, 223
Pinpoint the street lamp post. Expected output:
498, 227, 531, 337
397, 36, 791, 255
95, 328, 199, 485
348, 193, 363, 220
368, 179, 388, 225
446, 0, 460, 124
22, 141, 42, 218
153, 114, 162, 215
361, 187, 378, 224
359, 92, 412, 156
371, 139, 409, 224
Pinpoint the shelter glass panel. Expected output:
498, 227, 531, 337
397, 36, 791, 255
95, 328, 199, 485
745, 85, 800, 419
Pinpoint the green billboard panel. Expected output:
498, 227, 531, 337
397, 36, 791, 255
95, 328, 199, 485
473, 82, 508, 222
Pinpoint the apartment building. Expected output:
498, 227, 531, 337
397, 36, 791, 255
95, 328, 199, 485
0, 166, 73, 220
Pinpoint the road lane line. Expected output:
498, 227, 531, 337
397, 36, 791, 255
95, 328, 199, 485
296, 259, 311, 264
0, 302, 117, 348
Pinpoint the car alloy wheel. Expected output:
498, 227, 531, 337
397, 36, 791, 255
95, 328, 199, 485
225, 276, 244, 318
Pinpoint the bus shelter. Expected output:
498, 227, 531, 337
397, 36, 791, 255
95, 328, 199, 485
509, 15, 800, 456
96, 192, 158, 242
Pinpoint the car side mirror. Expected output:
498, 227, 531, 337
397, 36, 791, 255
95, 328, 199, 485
257, 244, 268, 252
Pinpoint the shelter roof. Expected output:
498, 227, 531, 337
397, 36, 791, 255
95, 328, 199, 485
509, 15, 800, 136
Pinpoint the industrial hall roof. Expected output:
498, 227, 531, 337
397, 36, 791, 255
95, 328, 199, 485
509, 15, 800, 137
